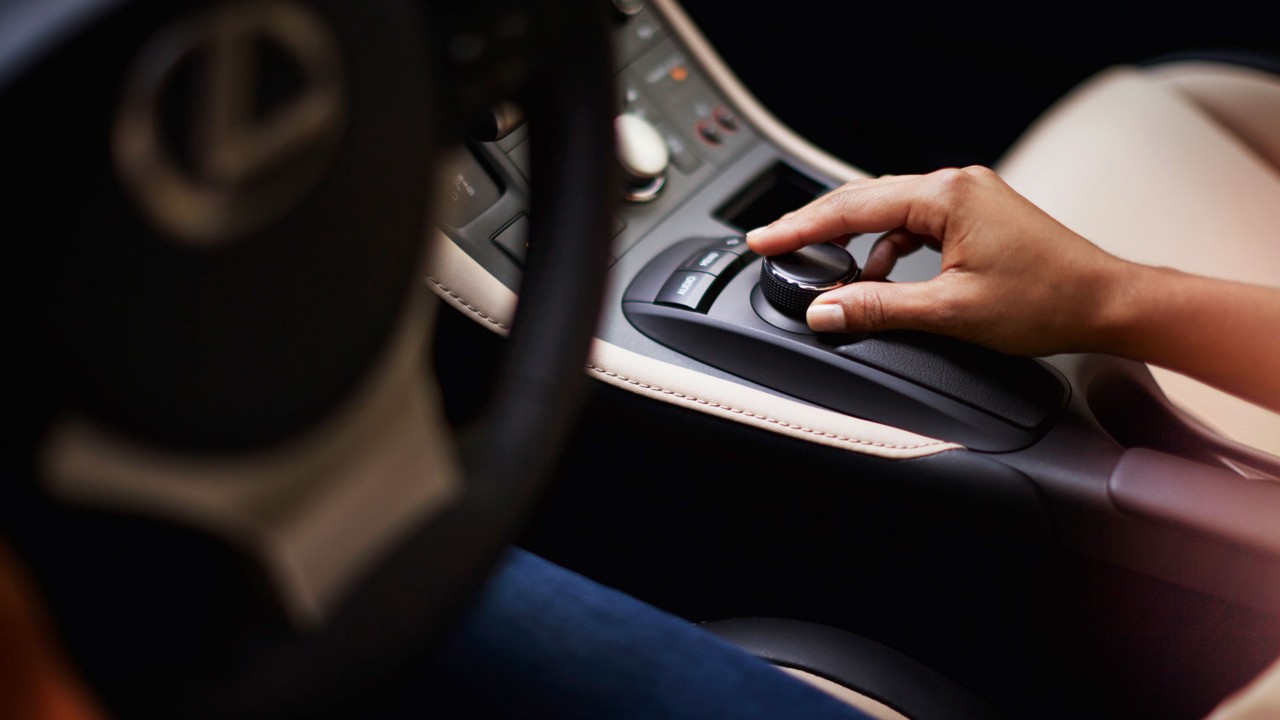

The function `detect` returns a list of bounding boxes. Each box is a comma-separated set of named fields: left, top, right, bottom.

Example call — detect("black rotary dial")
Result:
left=759, top=242, right=861, bottom=316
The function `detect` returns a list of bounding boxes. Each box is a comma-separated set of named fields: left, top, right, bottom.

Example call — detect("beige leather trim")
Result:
left=423, top=229, right=516, bottom=336
left=424, top=232, right=959, bottom=460
left=995, top=66, right=1280, bottom=458
left=650, top=0, right=870, bottom=184
left=778, top=666, right=911, bottom=720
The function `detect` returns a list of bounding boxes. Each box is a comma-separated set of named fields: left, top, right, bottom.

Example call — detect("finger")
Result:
left=745, top=175, right=914, bottom=255
left=862, top=228, right=924, bottom=281
left=750, top=227, right=858, bottom=250
left=746, top=171, right=952, bottom=256
left=805, top=280, right=946, bottom=334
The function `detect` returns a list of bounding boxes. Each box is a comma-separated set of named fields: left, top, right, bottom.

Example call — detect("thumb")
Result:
left=805, top=280, right=942, bottom=334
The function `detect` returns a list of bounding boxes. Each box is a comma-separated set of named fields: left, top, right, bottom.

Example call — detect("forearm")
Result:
left=1099, top=262, right=1280, bottom=412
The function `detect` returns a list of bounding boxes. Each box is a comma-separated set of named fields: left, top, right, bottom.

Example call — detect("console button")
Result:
left=492, top=214, right=529, bottom=263
left=713, top=106, right=739, bottom=132
left=658, top=121, right=703, bottom=173
left=655, top=271, right=717, bottom=311
left=439, top=148, right=502, bottom=228
left=496, top=214, right=624, bottom=266
left=615, top=6, right=665, bottom=66
left=681, top=247, right=740, bottom=276
left=695, top=118, right=723, bottom=146
left=504, top=138, right=529, bottom=181
left=626, top=40, right=751, bottom=167
left=706, top=235, right=751, bottom=256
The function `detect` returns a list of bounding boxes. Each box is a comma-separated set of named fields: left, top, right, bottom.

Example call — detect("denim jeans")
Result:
left=396, top=547, right=873, bottom=719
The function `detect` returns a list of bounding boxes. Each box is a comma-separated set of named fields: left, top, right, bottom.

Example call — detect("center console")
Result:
left=434, top=0, right=1075, bottom=454
left=433, top=1, right=1071, bottom=451
left=426, top=0, right=1280, bottom=621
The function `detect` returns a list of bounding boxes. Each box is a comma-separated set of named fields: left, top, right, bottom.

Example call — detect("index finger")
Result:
left=746, top=172, right=945, bottom=255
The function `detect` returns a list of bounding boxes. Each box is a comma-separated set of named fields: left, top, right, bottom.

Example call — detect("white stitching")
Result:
left=427, top=274, right=948, bottom=452
left=425, top=276, right=510, bottom=330
left=586, top=364, right=951, bottom=451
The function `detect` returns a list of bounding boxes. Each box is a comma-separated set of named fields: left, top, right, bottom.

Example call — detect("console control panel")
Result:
left=653, top=235, right=753, bottom=311
left=435, top=4, right=1071, bottom=454
left=623, top=236, right=1070, bottom=452
left=435, top=5, right=760, bottom=293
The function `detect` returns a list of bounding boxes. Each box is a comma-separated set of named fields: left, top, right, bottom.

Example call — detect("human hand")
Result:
left=746, top=166, right=1134, bottom=357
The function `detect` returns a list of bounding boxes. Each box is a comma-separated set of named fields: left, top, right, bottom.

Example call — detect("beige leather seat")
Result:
left=994, top=55, right=1280, bottom=460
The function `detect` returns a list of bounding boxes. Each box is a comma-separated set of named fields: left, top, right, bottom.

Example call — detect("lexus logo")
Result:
left=113, top=0, right=346, bottom=246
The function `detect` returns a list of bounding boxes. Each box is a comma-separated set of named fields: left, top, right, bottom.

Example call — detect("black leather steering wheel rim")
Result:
left=0, top=0, right=616, bottom=717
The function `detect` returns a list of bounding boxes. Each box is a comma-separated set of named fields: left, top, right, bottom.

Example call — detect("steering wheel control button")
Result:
left=616, top=113, right=670, bottom=202
left=492, top=214, right=529, bottom=264
left=681, top=247, right=739, bottom=276
left=760, top=242, right=861, bottom=316
left=656, top=271, right=718, bottom=312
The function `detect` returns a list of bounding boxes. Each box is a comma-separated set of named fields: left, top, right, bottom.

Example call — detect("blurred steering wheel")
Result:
left=0, top=0, right=614, bottom=716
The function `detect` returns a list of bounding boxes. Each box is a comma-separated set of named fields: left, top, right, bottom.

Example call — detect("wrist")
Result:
left=1087, top=255, right=1165, bottom=358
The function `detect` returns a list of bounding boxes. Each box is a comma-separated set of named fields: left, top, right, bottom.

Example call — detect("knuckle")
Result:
left=923, top=166, right=999, bottom=222
left=928, top=167, right=976, bottom=201
left=960, top=164, right=998, bottom=181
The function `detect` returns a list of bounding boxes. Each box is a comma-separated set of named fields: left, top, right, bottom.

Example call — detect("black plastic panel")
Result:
left=835, top=332, right=1067, bottom=429
left=1110, top=448, right=1280, bottom=556
left=623, top=236, right=1070, bottom=452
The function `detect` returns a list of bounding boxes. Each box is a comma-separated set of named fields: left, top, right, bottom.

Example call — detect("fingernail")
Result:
left=806, top=303, right=845, bottom=332
left=746, top=226, right=769, bottom=237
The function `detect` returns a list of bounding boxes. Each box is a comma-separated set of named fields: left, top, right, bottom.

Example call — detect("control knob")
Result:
left=615, top=113, right=669, bottom=203
left=760, top=242, right=860, bottom=316
left=467, top=101, right=524, bottom=142
left=611, top=0, right=645, bottom=16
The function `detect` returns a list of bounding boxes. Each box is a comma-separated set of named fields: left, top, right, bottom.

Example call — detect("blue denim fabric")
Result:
left=406, top=547, right=873, bottom=719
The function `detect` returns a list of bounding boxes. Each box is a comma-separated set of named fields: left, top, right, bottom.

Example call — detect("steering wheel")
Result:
left=0, top=0, right=614, bottom=717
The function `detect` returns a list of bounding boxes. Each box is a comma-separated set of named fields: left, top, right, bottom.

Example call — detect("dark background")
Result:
left=676, top=1, right=1279, bottom=175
